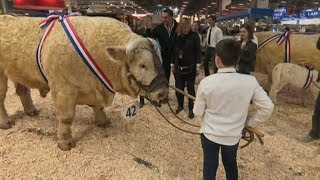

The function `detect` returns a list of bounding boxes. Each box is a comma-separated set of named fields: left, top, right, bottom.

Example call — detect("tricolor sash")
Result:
left=36, top=13, right=115, bottom=93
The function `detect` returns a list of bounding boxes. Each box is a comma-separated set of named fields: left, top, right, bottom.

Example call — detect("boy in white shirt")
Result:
left=193, top=39, right=274, bottom=180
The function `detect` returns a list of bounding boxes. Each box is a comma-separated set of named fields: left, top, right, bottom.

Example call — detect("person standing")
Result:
left=171, top=18, right=201, bottom=119
left=193, top=39, right=274, bottom=180
left=302, top=36, right=320, bottom=142
left=237, top=23, right=257, bottom=75
left=152, top=8, right=178, bottom=82
left=203, top=15, right=223, bottom=76
left=192, top=21, right=203, bottom=47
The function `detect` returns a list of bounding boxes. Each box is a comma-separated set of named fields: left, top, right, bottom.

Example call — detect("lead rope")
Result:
left=152, top=85, right=264, bottom=148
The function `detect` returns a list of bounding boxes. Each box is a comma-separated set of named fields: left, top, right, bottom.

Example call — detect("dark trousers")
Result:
left=203, top=47, right=217, bottom=76
left=201, top=134, right=239, bottom=180
left=162, top=58, right=171, bottom=81
left=309, top=91, right=320, bottom=138
left=174, top=73, right=196, bottom=111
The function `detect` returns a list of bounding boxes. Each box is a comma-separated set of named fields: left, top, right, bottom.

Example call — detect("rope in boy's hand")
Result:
left=241, top=126, right=264, bottom=148
left=169, top=85, right=265, bottom=148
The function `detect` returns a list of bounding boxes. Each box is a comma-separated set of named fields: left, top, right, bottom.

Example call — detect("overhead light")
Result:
left=183, top=1, right=189, bottom=4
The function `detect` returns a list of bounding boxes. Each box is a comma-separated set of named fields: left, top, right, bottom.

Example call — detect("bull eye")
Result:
left=139, top=64, right=146, bottom=69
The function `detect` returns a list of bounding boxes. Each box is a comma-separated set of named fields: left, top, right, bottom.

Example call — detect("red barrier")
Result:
left=14, top=0, right=66, bottom=10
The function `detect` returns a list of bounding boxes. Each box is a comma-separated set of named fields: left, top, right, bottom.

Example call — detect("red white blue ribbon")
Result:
left=257, top=33, right=281, bottom=52
left=36, top=18, right=57, bottom=81
left=303, top=68, right=313, bottom=90
left=36, top=13, right=115, bottom=93
left=276, top=31, right=291, bottom=63
left=257, top=31, right=291, bottom=63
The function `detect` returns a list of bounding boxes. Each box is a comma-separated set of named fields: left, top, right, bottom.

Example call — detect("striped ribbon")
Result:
left=257, top=31, right=291, bottom=63
left=257, top=34, right=281, bottom=52
left=36, top=18, right=57, bottom=81
left=36, top=13, right=115, bottom=93
left=303, top=68, right=313, bottom=90
left=276, top=31, right=291, bottom=63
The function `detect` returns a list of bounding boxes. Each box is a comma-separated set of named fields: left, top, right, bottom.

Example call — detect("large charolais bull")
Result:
left=0, top=15, right=168, bottom=150
left=255, top=31, right=320, bottom=89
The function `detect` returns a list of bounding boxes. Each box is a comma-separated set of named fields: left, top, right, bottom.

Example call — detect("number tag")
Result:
left=121, top=101, right=140, bottom=122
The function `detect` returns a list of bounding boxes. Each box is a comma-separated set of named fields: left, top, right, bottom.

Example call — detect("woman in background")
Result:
left=171, top=18, right=201, bottom=119
left=237, top=23, right=257, bottom=75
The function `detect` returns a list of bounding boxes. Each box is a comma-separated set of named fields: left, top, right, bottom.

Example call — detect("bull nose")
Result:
left=157, top=89, right=169, bottom=100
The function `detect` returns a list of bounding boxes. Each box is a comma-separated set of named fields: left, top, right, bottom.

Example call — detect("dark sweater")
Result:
left=172, top=31, right=201, bottom=73
left=317, top=36, right=320, bottom=50
left=238, top=41, right=257, bottom=74
left=152, top=20, right=178, bottom=65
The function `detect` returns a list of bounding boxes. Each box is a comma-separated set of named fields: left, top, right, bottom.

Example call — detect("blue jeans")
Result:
left=201, top=134, right=239, bottom=180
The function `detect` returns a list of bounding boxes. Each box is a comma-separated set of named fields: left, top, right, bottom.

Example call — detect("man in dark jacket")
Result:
left=152, top=8, right=178, bottom=82
left=302, top=36, right=320, bottom=142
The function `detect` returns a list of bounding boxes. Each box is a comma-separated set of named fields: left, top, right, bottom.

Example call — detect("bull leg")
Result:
left=0, top=69, right=11, bottom=129
left=92, top=106, right=110, bottom=127
left=269, top=79, right=287, bottom=104
left=52, top=90, right=77, bottom=151
left=15, top=83, right=39, bottom=117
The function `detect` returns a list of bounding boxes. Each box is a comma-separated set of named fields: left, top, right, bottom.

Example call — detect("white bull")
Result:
left=255, top=32, right=320, bottom=90
left=269, top=63, right=319, bottom=103
left=0, top=15, right=168, bottom=150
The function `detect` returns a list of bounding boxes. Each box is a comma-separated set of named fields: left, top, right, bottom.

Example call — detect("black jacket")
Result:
left=152, top=20, right=178, bottom=65
left=238, top=41, right=257, bottom=74
left=135, top=28, right=152, bottom=38
left=172, top=31, right=201, bottom=74
left=317, top=36, right=320, bottom=50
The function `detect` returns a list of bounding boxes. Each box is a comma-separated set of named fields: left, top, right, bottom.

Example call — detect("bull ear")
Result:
left=105, top=46, right=127, bottom=63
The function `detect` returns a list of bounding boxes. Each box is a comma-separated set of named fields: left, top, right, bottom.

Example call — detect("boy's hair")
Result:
left=216, top=39, right=241, bottom=66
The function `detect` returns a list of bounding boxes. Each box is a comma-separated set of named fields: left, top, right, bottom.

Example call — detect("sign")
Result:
left=300, top=9, right=320, bottom=19
left=14, top=0, right=65, bottom=10
left=273, top=7, right=287, bottom=21
left=121, top=101, right=140, bottom=122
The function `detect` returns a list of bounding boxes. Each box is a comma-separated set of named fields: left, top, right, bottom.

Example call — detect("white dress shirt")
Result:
left=206, top=25, right=223, bottom=48
left=193, top=67, right=274, bottom=145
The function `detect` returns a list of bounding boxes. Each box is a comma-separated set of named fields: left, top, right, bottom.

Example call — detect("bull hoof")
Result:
left=0, top=121, right=12, bottom=129
left=25, top=109, right=40, bottom=117
left=96, top=120, right=111, bottom=128
left=57, top=138, right=76, bottom=151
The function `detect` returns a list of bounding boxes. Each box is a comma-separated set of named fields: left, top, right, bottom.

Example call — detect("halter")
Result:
left=127, top=39, right=168, bottom=97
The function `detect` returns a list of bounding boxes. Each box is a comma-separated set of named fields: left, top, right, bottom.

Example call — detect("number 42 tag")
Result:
left=121, top=101, right=140, bottom=122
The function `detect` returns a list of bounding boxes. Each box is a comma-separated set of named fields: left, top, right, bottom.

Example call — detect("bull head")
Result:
left=106, top=38, right=168, bottom=101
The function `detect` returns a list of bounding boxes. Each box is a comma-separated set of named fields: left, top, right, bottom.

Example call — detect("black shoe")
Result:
left=175, top=107, right=183, bottom=114
left=188, top=111, right=195, bottom=119
left=160, top=98, right=169, bottom=104
left=139, top=101, right=145, bottom=108
left=300, top=135, right=319, bottom=143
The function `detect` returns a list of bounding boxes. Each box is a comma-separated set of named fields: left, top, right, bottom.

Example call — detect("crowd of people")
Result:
left=134, top=8, right=275, bottom=180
